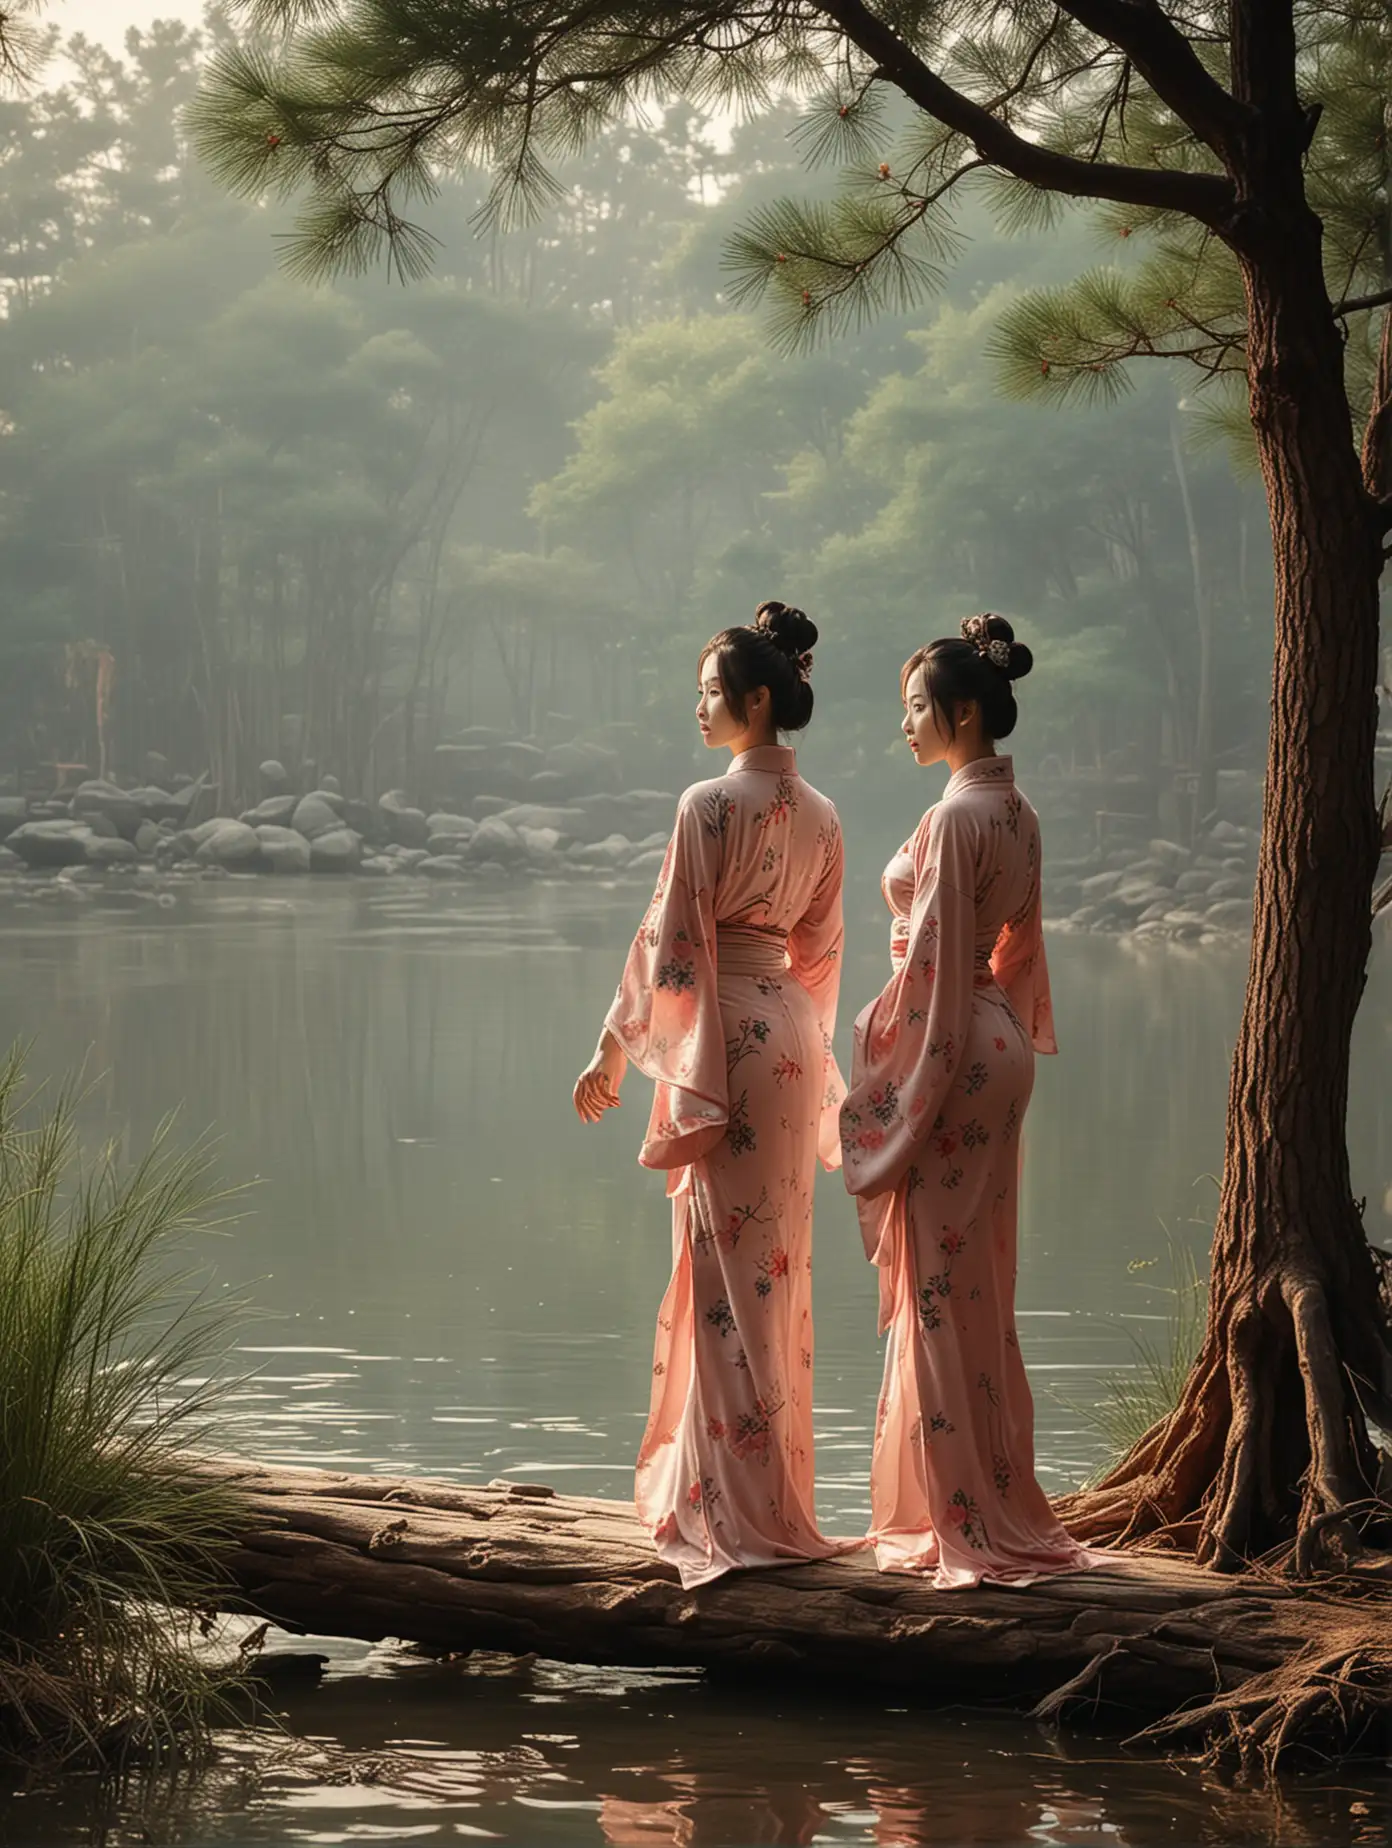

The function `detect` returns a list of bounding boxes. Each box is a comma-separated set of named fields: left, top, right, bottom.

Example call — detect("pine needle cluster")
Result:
left=193, top=3, right=1392, bottom=423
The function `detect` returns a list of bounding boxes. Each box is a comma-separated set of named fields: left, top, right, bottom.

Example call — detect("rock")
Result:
left=1138, top=901, right=1173, bottom=924
left=342, top=797, right=372, bottom=837
left=291, top=793, right=344, bottom=840
left=1164, top=908, right=1209, bottom=932
left=1147, top=838, right=1192, bottom=872
left=392, top=848, right=430, bottom=872
left=471, top=795, right=514, bottom=819
left=1207, top=898, right=1254, bottom=930
left=517, top=825, right=562, bottom=858
left=419, top=855, right=466, bottom=879
left=85, top=837, right=139, bottom=868
left=358, top=855, right=397, bottom=877
left=194, top=820, right=263, bottom=868
left=1079, top=869, right=1125, bottom=899
left=463, top=817, right=524, bottom=865
left=0, top=797, right=29, bottom=840
left=241, top=795, right=300, bottom=828
left=126, top=785, right=186, bottom=825
left=378, top=791, right=430, bottom=850
left=1207, top=876, right=1250, bottom=901
left=526, top=771, right=571, bottom=797
left=1068, top=904, right=1102, bottom=929
left=544, top=739, right=621, bottom=790
left=494, top=803, right=582, bottom=836
left=86, top=811, right=120, bottom=839
left=567, top=833, right=633, bottom=868
left=320, top=774, right=342, bottom=796
left=134, top=821, right=162, bottom=855
left=72, top=779, right=142, bottom=839
left=259, top=759, right=291, bottom=795
left=309, top=828, right=361, bottom=873
left=1114, top=880, right=1173, bottom=915
left=255, top=825, right=312, bottom=874
left=1174, top=870, right=1216, bottom=896
left=496, top=741, right=546, bottom=781
left=1208, top=819, right=1254, bottom=848
left=425, top=811, right=474, bottom=838
left=7, top=821, right=95, bottom=867
left=145, top=751, right=170, bottom=784
left=0, top=845, right=21, bottom=871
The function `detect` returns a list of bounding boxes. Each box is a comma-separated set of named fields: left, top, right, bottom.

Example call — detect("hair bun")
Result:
left=1004, top=641, right=1033, bottom=682
left=961, top=612, right=1031, bottom=682
left=755, top=598, right=819, bottom=659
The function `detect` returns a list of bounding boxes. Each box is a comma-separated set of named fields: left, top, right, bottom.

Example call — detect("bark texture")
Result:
left=201, top=1459, right=1392, bottom=1769
left=1059, top=9, right=1392, bottom=1568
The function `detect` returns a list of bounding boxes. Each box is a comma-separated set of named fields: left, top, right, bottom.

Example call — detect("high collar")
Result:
left=729, top=744, right=797, bottom=776
left=944, top=754, right=1014, bottom=798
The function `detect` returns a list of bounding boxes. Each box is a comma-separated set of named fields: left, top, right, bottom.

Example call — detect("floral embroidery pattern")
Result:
left=705, top=1296, right=736, bottom=1339
left=963, top=1061, right=988, bottom=1096
left=731, top=1394, right=783, bottom=1462
left=755, top=1244, right=790, bottom=1299
left=755, top=775, right=798, bottom=828
left=726, top=1016, right=770, bottom=1072
left=703, top=789, right=735, bottom=839
left=946, top=1488, right=989, bottom=1549
left=726, top=1090, right=756, bottom=1157
left=771, top=1054, right=803, bottom=1087
left=917, top=1230, right=965, bottom=1331
left=656, top=929, right=696, bottom=993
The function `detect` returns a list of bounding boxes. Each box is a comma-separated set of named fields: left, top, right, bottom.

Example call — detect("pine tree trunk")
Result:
left=1062, top=174, right=1391, bottom=1567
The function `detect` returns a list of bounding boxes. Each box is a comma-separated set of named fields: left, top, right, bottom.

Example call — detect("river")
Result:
left=0, top=870, right=1388, bottom=1844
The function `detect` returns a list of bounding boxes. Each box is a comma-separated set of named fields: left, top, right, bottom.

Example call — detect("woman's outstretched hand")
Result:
left=574, top=1030, right=627, bottom=1124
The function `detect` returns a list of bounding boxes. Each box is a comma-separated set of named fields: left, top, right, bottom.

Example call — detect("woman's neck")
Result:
left=944, top=737, right=996, bottom=777
left=729, top=729, right=779, bottom=759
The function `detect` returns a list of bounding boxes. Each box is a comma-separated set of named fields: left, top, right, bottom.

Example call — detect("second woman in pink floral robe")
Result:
left=606, top=745, right=846, bottom=1588
left=841, top=755, right=1097, bottom=1587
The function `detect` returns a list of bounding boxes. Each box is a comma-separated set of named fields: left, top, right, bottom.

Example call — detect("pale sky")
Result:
left=56, top=0, right=209, bottom=52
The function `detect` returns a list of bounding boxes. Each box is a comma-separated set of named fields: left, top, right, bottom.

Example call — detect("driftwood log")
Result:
left=201, top=1458, right=1392, bottom=1770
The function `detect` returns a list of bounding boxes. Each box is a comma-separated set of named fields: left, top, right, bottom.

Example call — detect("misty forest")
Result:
left=0, top=4, right=1391, bottom=1845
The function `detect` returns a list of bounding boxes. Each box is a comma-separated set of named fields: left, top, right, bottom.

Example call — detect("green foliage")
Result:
left=0, top=1045, right=248, bottom=1767
left=1062, top=1240, right=1210, bottom=1486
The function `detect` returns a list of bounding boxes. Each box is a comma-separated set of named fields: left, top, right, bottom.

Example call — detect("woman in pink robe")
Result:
left=841, top=614, right=1099, bottom=1588
left=574, top=602, right=847, bottom=1588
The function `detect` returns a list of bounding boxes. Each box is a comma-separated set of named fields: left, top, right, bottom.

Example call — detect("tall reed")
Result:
left=0, top=1045, right=247, bottom=1767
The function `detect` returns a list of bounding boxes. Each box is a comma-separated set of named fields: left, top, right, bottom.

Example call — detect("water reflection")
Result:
left=12, top=1649, right=1381, bottom=1846
left=0, top=879, right=1389, bottom=1844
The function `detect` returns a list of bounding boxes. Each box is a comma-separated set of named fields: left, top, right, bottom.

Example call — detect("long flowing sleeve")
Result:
left=990, top=823, right=1057, bottom=1056
left=604, top=790, right=728, bottom=1171
left=786, top=813, right=847, bottom=1171
left=840, top=803, right=979, bottom=1230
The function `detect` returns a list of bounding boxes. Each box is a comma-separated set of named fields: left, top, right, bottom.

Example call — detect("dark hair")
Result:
left=900, top=613, right=1033, bottom=742
left=701, top=600, right=819, bottom=733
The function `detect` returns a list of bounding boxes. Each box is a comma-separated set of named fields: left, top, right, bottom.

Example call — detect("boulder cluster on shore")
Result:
left=0, top=744, right=679, bottom=895
left=1045, top=823, right=1257, bottom=946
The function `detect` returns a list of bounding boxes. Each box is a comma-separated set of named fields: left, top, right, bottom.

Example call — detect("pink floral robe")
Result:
left=840, top=755, right=1099, bottom=1587
left=605, top=744, right=847, bottom=1588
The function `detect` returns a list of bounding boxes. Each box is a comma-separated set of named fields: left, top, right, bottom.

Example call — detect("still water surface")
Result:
left=0, top=872, right=1389, bottom=1845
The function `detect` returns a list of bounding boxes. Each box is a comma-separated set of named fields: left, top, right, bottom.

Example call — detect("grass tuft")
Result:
left=0, top=1044, right=251, bottom=1769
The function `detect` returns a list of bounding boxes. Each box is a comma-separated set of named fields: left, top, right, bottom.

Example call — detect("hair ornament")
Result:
left=960, top=613, right=1012, bottom=671
left=796, top=651, right=814, bottom=682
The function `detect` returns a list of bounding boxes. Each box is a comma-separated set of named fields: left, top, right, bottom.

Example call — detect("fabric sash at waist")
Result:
left=716, top=924, right=789, bottom=977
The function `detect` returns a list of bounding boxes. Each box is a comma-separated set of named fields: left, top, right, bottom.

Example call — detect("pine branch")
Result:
left=1359, top=308, right=1392, bottom=506
left=1055, top=0, right=1250, bottom=158
left=815, top=0, right=1236, bottom=222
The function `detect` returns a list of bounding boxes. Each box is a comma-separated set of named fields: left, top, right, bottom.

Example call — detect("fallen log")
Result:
left=199, top=1458, right=1392, bottom=1769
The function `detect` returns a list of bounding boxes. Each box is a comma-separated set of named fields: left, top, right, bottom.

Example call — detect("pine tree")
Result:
left=194, top=0, right=1392, bottom=1573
